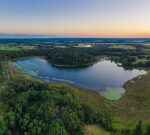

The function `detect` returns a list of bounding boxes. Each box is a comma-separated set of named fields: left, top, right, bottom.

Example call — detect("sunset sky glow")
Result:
left=0, top=0, right=150, bottom=38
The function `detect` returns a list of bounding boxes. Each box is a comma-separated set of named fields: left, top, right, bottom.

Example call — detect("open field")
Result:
left=56, top=45, right=66, bottom=48
left=21, top=46, right=35, bottom=49
left=0, top=45, right=36, bottom=51
left=75, top=43, right=92, bottom=48
left=85, top=125, right=111, bottom=135
left=0, top=46, right=21, bottom=51
left=109, top=45, right=136, bottom=49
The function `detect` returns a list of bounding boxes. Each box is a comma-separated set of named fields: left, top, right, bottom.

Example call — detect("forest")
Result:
left=0, top=77, right=112, bottom=135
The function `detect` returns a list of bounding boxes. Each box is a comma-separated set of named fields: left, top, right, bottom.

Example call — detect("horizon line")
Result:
left=0, top=33, right=150, bottom=39
left=0, top=37, right=150, bottom=39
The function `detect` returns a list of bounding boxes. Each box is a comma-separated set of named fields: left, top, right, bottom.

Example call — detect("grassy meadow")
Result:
left=0, top=46, right=21, bottom=51
left=0, top=45, right=35, bottom=51
left=109, top=45, right=136, bottom=50
left=85, top=125, right=111, bottom=135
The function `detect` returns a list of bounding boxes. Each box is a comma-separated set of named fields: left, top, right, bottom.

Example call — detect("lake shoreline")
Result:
left=123, top=69, right=147, bottom=89
left=11, top=55, right=103, bottom=68
left=10, top=57, right=147, bottom=101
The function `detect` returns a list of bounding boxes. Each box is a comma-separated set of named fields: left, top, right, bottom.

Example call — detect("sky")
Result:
left=0, top=0, right=150, bottom=38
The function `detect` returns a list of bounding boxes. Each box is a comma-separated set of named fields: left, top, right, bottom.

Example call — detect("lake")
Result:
left=11, top=58, right=146, bottom=100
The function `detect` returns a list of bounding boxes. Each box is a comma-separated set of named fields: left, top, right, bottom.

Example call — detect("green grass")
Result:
left=0, top=45, right=36, bottom=51
left=85, top=125, right=111, bottom=135
left=109, top=45, right=136, bottom=50
left=21, top=46, right=35, bottom=50
left=0, top=46, right=21, bottom=51
left=100, top=87, right=125, bottom=100
left=0, top=84, right=6, bottom=89
left=56, top=46, right=66, bottom=48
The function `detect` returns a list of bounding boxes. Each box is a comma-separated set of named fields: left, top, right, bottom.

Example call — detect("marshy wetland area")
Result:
left=1, top=38, right=150, bottom=135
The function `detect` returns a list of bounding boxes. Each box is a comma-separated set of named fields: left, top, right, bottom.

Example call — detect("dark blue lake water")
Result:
left=11, top=58, right=146, bottom=100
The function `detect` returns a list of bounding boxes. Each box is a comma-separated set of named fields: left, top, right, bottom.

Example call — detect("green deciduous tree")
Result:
left=134, top=120, right=143, bottom=135
left=49, top=119, right=67, bottom=135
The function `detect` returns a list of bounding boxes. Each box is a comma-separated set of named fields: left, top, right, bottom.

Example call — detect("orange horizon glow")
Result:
left=0, top=0, right=150, bottom=38
left=1, top=31, right=150, bottom=38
